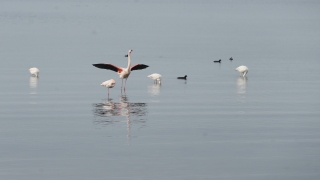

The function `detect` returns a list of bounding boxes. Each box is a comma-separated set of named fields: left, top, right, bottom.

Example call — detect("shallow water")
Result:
left=1, top=0, right=320, bottom=179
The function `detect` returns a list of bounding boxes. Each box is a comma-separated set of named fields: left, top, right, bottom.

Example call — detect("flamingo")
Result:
left=101, top=79, right=116, bottom=96
left=93, top=50, right=149, bottom=90
left=147, top=73, right=162, bottom=84
left=177, top=75, right=187, bottom=80
left=235, top=65, right=249, bottom=77
left=214, top=59, right=221, bottom=63
left=29, top=67, right=39, bottom=77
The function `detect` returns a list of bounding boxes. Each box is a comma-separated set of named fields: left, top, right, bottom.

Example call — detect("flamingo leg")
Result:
left=121, top=79, right=124, bottom=89
left=124, top=78, right=127, bottom=89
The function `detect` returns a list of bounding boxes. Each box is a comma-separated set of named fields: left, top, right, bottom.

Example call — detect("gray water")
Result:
left=1, top=0, right=320, bottom=179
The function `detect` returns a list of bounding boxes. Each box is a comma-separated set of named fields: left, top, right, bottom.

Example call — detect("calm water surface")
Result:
left=1, top=0, right=320, bottom=179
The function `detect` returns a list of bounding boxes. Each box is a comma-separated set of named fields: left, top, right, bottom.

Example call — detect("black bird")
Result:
left=177, top=75, right=187, bottom=80
left=214, top=59, right=221, bottom=63
left=229, top=57, right=233, bottom=60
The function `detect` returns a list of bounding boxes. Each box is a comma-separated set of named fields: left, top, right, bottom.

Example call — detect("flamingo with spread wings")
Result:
left=93, top=50, right=148, bottom=90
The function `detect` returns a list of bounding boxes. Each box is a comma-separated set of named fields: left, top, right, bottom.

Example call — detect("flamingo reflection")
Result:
left=29, top=77, right=38, bottom=94
left=29, top=77, right=38, bottom=88
left=148, top=84, right=161, bottom=96
left=92, top=95, right=148, bottom=144
left=236, top=77, right=247, bottom=94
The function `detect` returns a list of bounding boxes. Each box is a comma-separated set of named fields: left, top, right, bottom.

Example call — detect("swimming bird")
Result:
left=101, top=79, right=116, bottom=96
left=177, top=75, right=187, bottom=80
left=93, top=50, right=149, bottom=90
left=29, top=67, right=39, bottom=77
left=214, top=59, right=221, bottom=63
left=235, top=65, right=249, bottom=77
left=147, top=73, right=162, bottom=84
left=229, top=57, right=233, bottom=60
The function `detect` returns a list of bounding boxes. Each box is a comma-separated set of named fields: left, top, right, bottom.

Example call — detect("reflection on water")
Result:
left=29, top=77, right=38, bottom=88
left=148, top=84, right=161, bottom=96
left=236, top=77, right=247, bottom=94
left=92, top=95, right=148, bottom=143
left=29, top=77, right=38, bottom=94
left=93, top=96, right=148, bottom=122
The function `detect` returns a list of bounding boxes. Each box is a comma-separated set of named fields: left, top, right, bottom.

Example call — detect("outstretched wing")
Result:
left=92, top=63, right=122, bottom=73
left=130, top=64, right=149, bottom=71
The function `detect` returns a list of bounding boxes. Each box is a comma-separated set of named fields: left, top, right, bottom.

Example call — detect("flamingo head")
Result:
left=125, top=50, right=133, bottom=57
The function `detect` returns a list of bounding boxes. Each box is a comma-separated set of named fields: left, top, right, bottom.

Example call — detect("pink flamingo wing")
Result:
left=130, top=64, right=149, bottom=71
left=93, top=63, right=123, bottom=73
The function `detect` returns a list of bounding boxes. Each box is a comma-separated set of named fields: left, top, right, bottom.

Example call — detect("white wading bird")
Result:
left=147, top=73, right=162, bottom=84
left=29, top=67, right=39, bottom=77
left=235, top=65, right=249, bottom=77
left=93, top=50, right=148, bottom=90
left=101, top=79, right=116, bottom=96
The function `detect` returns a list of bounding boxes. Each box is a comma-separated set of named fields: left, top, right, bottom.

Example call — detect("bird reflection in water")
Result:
left=92, top=95, right=148, bottom=144
left=29, top=77, right=39, bottom=104
left=148, top=84, right=161, bottom=96
left=236, top=77, right=247, bottom=94
left=29, top=77, right=38, bottom=94
left=29, top=77, right=38, bottom=89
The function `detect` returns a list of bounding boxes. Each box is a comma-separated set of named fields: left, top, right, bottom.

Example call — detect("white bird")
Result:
left=235, top=65, right=249, bottom=77
left=101, top=79, right=116, bottom=96
left=93, top=50, right=149, bottom=90
left=29, top=67, right=39, bottom=77
left=147, top=73, right=162, bottom=84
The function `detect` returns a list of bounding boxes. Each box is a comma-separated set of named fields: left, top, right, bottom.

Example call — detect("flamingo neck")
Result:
left=127, top=53, right=131, bottom=70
